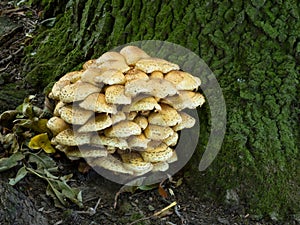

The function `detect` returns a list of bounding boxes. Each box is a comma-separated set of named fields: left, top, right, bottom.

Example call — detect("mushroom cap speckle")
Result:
left=144, top=124, right=174, bottom=140
left=125, top=69, right=149, bottom=82
left=104, top=120, right=141, bottom=138
left=163, top=131, right=179, bottom=146
left=79, top=93, right=117, bottom=114
left=91, top=134, right=129, bottom=150
left=54, top=129, right=91, bottom=146
left=120, top=152, right=153, bottom=175
left=135, top=58, right=180, bottom=73
left=140, top=143, right=173, bottom=162
left=127, top=133, right=151, bottom=149
left=133, top=116, right=148, bottom=130
left=59, top=105, right=94, bottom=125
left=122, top=96, right=161, bottom=112
left=47, top=116, right=70, bottom=136
left=77, top=114, right=112, bottom=133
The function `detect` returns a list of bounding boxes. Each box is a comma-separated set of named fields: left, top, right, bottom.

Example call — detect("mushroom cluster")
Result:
left=47, top=46, right=205, bottom=176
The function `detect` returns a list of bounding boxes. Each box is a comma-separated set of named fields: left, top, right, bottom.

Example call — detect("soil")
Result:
left=0, top=2, right=297, bottom=225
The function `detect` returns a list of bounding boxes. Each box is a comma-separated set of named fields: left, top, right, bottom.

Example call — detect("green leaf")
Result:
left=0, top=152, right=25, bottom=172
left=9, top=166, right=28, bottom=185
left=28, top=152, right=58, bottom=170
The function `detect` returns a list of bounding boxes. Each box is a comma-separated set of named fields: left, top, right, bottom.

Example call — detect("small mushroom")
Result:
left=82, top=59, right=96, bottom=70
left=95, top=51, right=127, bottom=64
left=111, top=111, right=126, bottom=124
left=120, top=152, right=153, bottom=175
left=59, top=81, right=101, bottom=103
left=59, top=105, right=94, bottom=125
left=105, top=85, right=131, bottom=105
left=124, top=79, right=151, bottom=97
left=144, top=124, right=174, bottom=140
left=47, top=116, right=70, bottom=136
left=80, top=67, right=104, bottom=86
left=50, top=79, right=71, bottom=100
left=140, top=143, right=173, bottom=162
left=94, top=69, right=126, bottom=85
left=91, top=134, right=128, bottom=150
left=151, top=161, right=169, bottom=172
left=135, top=58, right=180, bottom=73
left=54, top=129, right=91, bottom=146
left=133, top=116, right=148, bottom=130
left=61, top=146, right=108, bottom=158
left=122, top=97, right=161, bottom=112
left=125, top=111, right=138, bottom=120
left=53, top=101, right=65, bottom=116
left=79, top=93, right=117, bottom=114
left=90, top=155, right=133, bottom=175
left=59, top=70, right=83, bottom=83
left=166, top=151, right=178, bottom=163
left=120, top=46, right=150, bottom=65
left=97, top=60, right=130, bottom=73
left=163, top=131, right=179, bottom=146
left=104, top=121, right=141, bottom=138
left=125, top=69, right=149, bottom=82
left=77, top=114, right=112, bottom=132
left=173, top=112, right=196, bottom=131
left=164, top=71, right=201, bottom=90
left=127, top=134, right=151, bottom=149
left=147, top=78, right=178, bottom=98
left=149, top=71, right=164, bottom=79
left=148, top=104, right=182, bottom=126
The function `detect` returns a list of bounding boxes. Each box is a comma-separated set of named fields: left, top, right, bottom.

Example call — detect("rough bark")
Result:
left=1, top=0, right=299, bottom=220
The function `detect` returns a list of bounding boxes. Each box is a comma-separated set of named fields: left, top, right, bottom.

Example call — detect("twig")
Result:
left=76, top=197, right=101, bottom=216
left=174, top=204, right=188, bottom=224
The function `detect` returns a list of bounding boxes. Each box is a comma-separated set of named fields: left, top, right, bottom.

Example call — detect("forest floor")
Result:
left=0, top=2, right=296, bottom=225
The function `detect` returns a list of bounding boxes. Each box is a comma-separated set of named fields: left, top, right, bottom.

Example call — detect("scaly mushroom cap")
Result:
left=59, top=105, right=93, bottom=125
left=164, top=71, right=201, bottom=90
left=50, top=79, right=71, bottom=100
left=59, top=70, right=83, bottom=83
left=127, top=134, right=151, bottom=149
left=148, top=78, right=178, bottom=98
left=80, top=67, right=104, bottom=86
left=140, top=143, right=173, bottom=162
left=122, top=97, right=161, bottom=112
left=126, top=111, right=138, bottom=120
left=120, top=45, right=150, bottom=65
left=163, top=131, right=179, bottom=146
left=135, top=58, right=180, bottom=73
left=125, top=69, right=149, bottom=82
left=79, top=93, right=117, bottom=114
left=105, top=85, right=131, bottom=105
left=60, top=146, right=108, bottom=158
left=47, top=116, right=70, bottom=136
left=82, top=59, right=96, bottom=70
left=77, top=114, right=112, bottom=133
left=91, top=134, right=129, bottom=150
left=150, top=71, right=164, bottom=79
left=119, top=152, right=153, bottom=175
left=173, top=111, right=196, bottom=131
left=95, top=51, right=127, bottom=64
left=151, top=161, right=169, bottom=172
left=93, top=69, right=126, bottom=85
left=53, top=101, right=65, bottom=116
left=144, top=124, right=174, bottom=140
left=166, top=150, right=178, bottom=163
left=161, top=91, right=205, bottom=110
left=104, top=120, right=141, bottom=138
left=96, top=60, right=130, bottom=73
left=133, top=116, right=148, bottom=130
left=111, top=111, right=126, bottom=125
left=59, top=81, right=101, bottom=103
left=148, top=104, right=182, bottom=126
left=124, top=79, right=151, bottom=97
left=54, top=129, right=91, bottom=146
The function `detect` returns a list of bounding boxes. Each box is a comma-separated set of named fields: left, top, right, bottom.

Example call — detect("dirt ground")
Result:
left=0, top=2, right=296, bottom=225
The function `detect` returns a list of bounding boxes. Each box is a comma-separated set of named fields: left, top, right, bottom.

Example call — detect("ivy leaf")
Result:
left=28, top=133, right=56, bottom=154
left=9, top=166, right=28, bottom=185
left=0, top=152, right=25, bottom=172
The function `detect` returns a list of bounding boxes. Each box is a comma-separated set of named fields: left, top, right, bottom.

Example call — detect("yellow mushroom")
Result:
left=79, top=93, right=117, bottom=114
left=95, top=51, right=127, bottom=64
left=164, top=70, right=201, bottom=90
left=90, top=134, right=128, bottom=150
left=54, top=129, right=91, bottom=146
left=140, top=143, right=173, bottom=162
left=163, top=131, right=179, bottom=146
left=59, top=105, right=94, bottom=125
left=77, top=114, right=112, bottom=133
left=148, top=104, right=182, bottom=127
left=120, top=45, right=150, bottom=65
left=144, top=124, right=174, bottom=140
left=119, top=152, right=153, bottom=175
left=47, top=116, right=70, bottom=136
left=133, top=116, right=148, bottom=130
left=127, top=134, right=151, bottom=149
left=122, top=96, right=161, bottom=112
left=105, top=85, right=131, bottom=105
left=173, top=112, right=196, bottom=131
left=125, top=69, right=149, bottom=82
left=135, top=58, right=180, bottom=73
left=104, top=120, right=141, bottom=138
left=93, top=69, right=126, bottom=85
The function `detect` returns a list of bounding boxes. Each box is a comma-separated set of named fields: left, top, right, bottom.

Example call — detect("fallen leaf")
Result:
left=158, top=183, right=168, bottom=199
left=0, top=152, right=25, bottom=172
left=28, top=133, right=56, bottom=154
left=9, top=166, right=28, bottom=185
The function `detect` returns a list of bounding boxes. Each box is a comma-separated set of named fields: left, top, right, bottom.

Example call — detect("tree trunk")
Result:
left=2, top=0, right=300, bottom=220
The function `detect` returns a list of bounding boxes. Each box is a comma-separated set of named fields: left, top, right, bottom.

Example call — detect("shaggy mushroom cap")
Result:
left=47, top=116, right=70, bottom=136
left=173, top=111, right=196, bottom=131
left=96, top=60, right=130, bottom=73
left=79, top=93, right=117, bottom=114
left=128, top=134, right=151, bottom=149
left=95, top=51, right=127, bottom=64
left=144, top=124, right=174, bottom=140
left=148, top=104, right=182, bottom=126
left=135, top=58, right=180, bottom=73
left=104, top=120, right=141, bottom=138
left=59, top=105, right=93, bottom=125
left=61, top=146, right=108, bottom=159
left=164, top=70, right=201, bottom=90
left=54, top=129, right=91, bottom=146
left=122, top=96, right=161, bottom=112
left=120, top=45, right=150, bottom=65
left=140, top=143, right=173, bottom=163
left=105, top=85, right=131, bottom=105
left=133, top=116, right=148, bottom=130
left=125, top=69, right=149, bottom=82
left=91, top=134, right=129, bottom=150
left=120, top=152, right=153, bottom=175
left=163, top=131, right=179, bottom=146
left=151, top=161, right=169, bottom=172
left=77, top=114, right=112, bottom=133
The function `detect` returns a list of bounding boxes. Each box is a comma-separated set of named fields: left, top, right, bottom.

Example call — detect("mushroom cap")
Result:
left=53, top=101, right=65, bottom=116
left=150, top=71, right=164, bottom=79
left=111, top=111, right=126, bottom=125
left=125, top=111, right=138, bottom=120
left=164, top=71, right=201, bottom=90
left=91, top=134, right=129, bottom=150
left=96, top=60, right=130, bottom=73
left=59, top=81, right=101, bottom=103
left=135, top=58, right=180, bottom=73
left=163, top=131, right=179, bottom=146
left=124, top=79, right=151, bottom=97
left=122, top=96, right=161, bottom=112
left=127, top=134, right=151, bottom=149
left=144, top=124, right=174, bottom=140
left=120, top=46, right=150, bottom=65
left=166, top=151, right=178, bottom=163
left=80, top=67, right=104, bottom=86
left=105, top=85, right=131, bottom=105
left=151, top=161, right=169, bottom=172
left=147, top=78, right=178, bottom=98
left=95, top=51, right=127, bottom=64
left=79, top=93, right=117, bottom=114
left=125, top=69, right=149, bottom=82
left=120, top=152, right=153, bottom=175
left=59, top=105, right=93, bottom=125
left=161, top=91, right=205, bottom=110
left=148, top=104, right=182, bottom=126
left=59, top=70, right=83, bottom=83
left=94, top=69, right=126, bottom=85
left=47, top=116, right=70, bottom=136
left=173, top=111, right=196, bottom=131
left=82, top=59, right=96, bottom=70
left=133, top=116, right=148, bottom=130
left=54, top=129, right=91, bottom=146
left=60, top=146, right=108, bottom=158
left=90, top=154, right=133, bottom=175
left=50, top=79, right=71, bottom=100
left=77, top=114, right=112, bottom=132
left=140, top=143, right=173, bottom=162
left=104, top=120, right=141, bottom=138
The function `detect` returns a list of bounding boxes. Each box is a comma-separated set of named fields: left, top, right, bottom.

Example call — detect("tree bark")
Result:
left=2, top=0, right=300, bottom=220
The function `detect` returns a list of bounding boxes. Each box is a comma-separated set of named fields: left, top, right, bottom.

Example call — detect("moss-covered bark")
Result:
left=19, top=0, right=300, bottom=220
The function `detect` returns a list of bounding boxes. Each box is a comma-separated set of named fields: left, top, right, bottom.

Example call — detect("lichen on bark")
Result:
left=20, top=0, right=299, bottom=220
